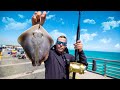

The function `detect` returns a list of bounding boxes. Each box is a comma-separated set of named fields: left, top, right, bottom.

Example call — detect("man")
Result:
left=32, top=11, right=88, bottom=79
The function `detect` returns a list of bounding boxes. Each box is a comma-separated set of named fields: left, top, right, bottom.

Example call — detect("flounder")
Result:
left=17, top=24, right=54, bottom=66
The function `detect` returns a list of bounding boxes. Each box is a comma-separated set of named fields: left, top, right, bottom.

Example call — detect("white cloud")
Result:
left=102, top=17, right=120, bottom=32
left=67, top=32, right=97, bottom=50
left=1, top=17, right=31, bottom=45
left=115, top=43, right=120, bottom=48
left=100, top=38, right=111, bottom=44
left=49, top=30, right=66, bottom=44
left=46, top=15, right=55, bottom=20
left=81, top=29, right=87, bottom=32
left=46, top=14, right=64, bottom=25
left=2, top=17, right=31, bottom=31
left=108, top=17, right=114, bottom=20
left=81, top=32, right=97, bottom=43
left=2, top=17, right=15, bottom=23
left=91, top=33, right=97, bottom=37
left=57, top=18, right=64, bottom=25
left=83, top=19, right=96, bottom=24
left=67, top=35, right=119, bottom=52
left=18, top=14, right=24, bottom=18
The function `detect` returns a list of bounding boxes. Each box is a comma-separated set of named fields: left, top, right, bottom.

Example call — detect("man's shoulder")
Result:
left=49, top=49, right=56, bottom=55
left=50, top=49, right=54, bottom=53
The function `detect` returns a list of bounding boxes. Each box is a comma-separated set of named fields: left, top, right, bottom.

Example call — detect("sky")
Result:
left=0, top=11, right=120, bottom=52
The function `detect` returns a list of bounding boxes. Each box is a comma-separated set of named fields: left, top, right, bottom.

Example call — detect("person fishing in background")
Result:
left=31, top=11, right=88, bottom=79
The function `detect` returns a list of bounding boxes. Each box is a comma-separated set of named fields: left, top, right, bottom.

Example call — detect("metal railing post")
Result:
left=104, top=61, right=107, bottom=76
left=92, top=60, right=96, bottom=71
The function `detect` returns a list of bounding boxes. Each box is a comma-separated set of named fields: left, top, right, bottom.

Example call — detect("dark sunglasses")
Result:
left=56, top=41, right=67, bottom=46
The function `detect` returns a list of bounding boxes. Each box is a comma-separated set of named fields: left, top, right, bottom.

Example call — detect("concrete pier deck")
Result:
left=70, top=71, right=112, bottom=79
left=0, top=50, right=113, bottom=79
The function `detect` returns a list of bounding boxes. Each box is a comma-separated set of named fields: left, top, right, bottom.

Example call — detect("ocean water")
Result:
left=69, top=50, right=120, bottom=79
left=69, top=50, right=120, bottom=60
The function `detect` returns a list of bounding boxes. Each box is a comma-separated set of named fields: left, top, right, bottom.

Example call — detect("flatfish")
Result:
left=17, top=24, right=54, bottom=66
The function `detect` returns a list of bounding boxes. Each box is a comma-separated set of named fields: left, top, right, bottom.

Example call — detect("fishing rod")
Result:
left=72, top=11, right=81, bottom=79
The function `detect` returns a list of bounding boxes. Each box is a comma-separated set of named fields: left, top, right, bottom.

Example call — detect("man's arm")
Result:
left=70, top=40, right=88, bottom=66
left=78, top=50, right=88, bottom=66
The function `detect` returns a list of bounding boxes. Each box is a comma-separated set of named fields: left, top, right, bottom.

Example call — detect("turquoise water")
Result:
left=69, top=50, right=120, bottom=60
left=69, top=50, right=120, bottom=79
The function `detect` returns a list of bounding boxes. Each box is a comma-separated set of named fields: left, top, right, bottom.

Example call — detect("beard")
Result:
left=56, top=47, right=65, bottom=54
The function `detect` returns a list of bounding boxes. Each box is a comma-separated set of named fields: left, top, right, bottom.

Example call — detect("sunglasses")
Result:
left=56, top=41, right=67, bottom=46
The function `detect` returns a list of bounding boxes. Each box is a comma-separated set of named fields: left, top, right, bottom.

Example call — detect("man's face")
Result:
left=56, top=37, right=67, bottom=54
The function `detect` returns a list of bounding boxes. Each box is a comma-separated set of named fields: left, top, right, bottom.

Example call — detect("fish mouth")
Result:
left=31, top=56, right=45, bottom=66
left=31, top=60, right=41, bottom=66
left=31, top=51, right=49, bottom=66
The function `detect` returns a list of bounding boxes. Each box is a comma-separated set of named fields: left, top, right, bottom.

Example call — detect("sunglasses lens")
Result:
left=57, top=41, right=66, bottom=46
left=62, top=43, right=66, bottom=46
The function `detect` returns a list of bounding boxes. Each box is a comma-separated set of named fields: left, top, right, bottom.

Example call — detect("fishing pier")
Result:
left=0, top=50, right=119, bottom=79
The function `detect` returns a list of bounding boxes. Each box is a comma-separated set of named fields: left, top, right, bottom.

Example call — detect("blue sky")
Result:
left=0, top=11, right=120, bottom=52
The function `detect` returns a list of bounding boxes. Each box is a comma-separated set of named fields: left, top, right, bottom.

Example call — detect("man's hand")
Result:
left=32, top=11, right=46, bottom=26
left=74, top=40, right=83, bottom=52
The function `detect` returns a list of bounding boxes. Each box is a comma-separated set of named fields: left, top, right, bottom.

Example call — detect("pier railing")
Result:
left=86, top=57, right=120, bottom=79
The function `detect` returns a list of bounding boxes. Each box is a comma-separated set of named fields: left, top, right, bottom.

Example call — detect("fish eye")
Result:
left=41, top=33, right=43, bottom=37
left=33, top=33, right=34, bottom=36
